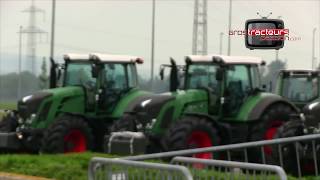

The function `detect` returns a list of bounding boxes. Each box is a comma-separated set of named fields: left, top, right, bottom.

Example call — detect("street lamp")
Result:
left=227, top=0, right=232, bottom=55
left=275, top=16, right=282, bottom=61
left=312, top=28, right=317, bottom=69
left=18, top=26, right=23, bottom=99
left=150, top=0, right=156, bottom=90
left=50, top=0, right=56, bottom=60
left=219, top=32, right=224, bottom=55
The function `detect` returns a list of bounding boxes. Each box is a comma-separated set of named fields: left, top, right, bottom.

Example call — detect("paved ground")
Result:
left=0, top=172, right=52, bottom=180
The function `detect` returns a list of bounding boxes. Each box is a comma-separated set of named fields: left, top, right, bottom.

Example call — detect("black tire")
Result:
left=110, top=114, right=137, bottom=132
left=249, top=103, right=295, bottom=163
left=0, top=114, right=18, bottom=132
left=273, top=120, right=316, bottom=176
left=41, top=115, right=94, bottom=154
left=163, top=116, right=220, bottom=159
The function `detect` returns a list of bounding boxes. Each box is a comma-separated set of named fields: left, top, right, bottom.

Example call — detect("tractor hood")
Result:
left=18, top=86, right=84, bottom=120
left=124, top=89, right=208, bottom=128
left=301, top=101, right=320, bottom=128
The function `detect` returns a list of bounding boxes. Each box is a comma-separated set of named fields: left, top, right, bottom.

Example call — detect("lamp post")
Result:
left=312, top=28, right=317, bottom=69
left=275, top=16, right=282, bottom=61
left=227, top=0, right=232, bottom=55
left=150, top=0, right=156, bottom=90
left=219, top=32, right=224, bottom=55
left=18, top=26, right=23, bottom=99
left=50, top=0, right=56, bottom=60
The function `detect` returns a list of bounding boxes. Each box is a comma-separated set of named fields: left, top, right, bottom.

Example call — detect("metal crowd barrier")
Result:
left=123, top=134, right=320, bottom=178
left=88, top=157, right=193, bottom=180
left=171, top=156, right=287, bottom=180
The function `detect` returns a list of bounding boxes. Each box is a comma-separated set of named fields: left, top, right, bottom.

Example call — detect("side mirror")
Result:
left=91, top=64, right=99, bottom=78
left=169, top=58, right=179, bottom=92
left=49, top=58, right=57, bottom=88
left=216, top=68, right=223, bottom=81
left=159, top=66, right=165, bottom=80
left=245, top=19, right=286, bottom=50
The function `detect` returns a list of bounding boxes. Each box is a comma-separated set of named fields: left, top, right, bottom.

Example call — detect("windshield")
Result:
left=185, top=64, right=219, bottom=90
left=281, top=76, right=318, bottom=102
left=104, top=63, right=137, bottom=90
left=64, top=63, right=96, bottom=86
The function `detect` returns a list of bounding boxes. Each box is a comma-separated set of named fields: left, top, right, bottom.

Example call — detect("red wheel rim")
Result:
left=64, top=129, right=87, bottom=153
left=187, top=131, right=213, bottom=159
left=264, top=121, right=283, bottom=155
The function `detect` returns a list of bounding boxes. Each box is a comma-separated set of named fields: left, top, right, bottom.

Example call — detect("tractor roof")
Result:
left=280, top=69, right=320, bottom=76
left=63, top=53, right=144, bottom=64
left=280, top=69, right=320, bottom=73
left=185, top=54, right=265, bottom=65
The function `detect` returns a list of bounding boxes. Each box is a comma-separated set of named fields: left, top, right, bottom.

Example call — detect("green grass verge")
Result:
left=0, top=102, right=16, bottom=110
left=0, top=152, right=318, bottom=180
left=0, top=152, right=117, bottom=180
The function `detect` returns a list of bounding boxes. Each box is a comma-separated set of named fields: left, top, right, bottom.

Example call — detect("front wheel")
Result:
left=41, top=115, right=93, bottom=153
left=163, top=116, right=220, bottom=159
left=249, top=103, right=295, bottom=163
left=273, top=120, right=317, bottom=176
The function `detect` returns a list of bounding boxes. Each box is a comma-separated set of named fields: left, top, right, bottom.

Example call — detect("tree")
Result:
left=39, top=58, right=49, bottom=89
left=261, top=59, right=287, bottom=92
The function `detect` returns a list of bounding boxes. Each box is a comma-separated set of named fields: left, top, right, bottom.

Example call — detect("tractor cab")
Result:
left=60, top=53, right=143, bottom=113
left=184, top=55, right=266, bottom=117
left=275, top=69, right=320, bottom=109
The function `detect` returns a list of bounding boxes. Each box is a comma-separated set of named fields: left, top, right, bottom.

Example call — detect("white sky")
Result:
left=0, top=0, right=319, bottom=76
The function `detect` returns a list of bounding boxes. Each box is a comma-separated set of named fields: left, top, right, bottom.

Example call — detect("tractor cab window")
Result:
left=64, top=62, right=96, bottom=87
left=185, top=64, right=219, bottom=91
left=104, top=64, right=128, bottom=90
left=250, top=66, right=261, bottom=89
left=224, top=65, right=251, bottom=115
left=282, top=76, right=318, bottom=103
left=127, top=64, right=138, bottom=88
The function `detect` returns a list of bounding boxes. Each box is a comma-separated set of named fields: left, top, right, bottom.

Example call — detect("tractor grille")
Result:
left=18, top=92, right=52, bottom=119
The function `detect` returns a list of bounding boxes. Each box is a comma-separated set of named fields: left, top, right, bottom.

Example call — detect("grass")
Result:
left=0, top=102, right=16, bottom=110
left=0, top=152, right=319, bottom=180
left=0, top=102, right=16, bottom=119
left=0, top=152, right=117, bottom=180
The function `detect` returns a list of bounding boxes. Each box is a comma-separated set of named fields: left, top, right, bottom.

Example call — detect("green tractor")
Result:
left=275, top=69, right=320, bottom=109
left=107, top=55, right=298, bottom=159
left=0, top=53, right=151, bottom=153
left=271, top=69, right=320, bottom=175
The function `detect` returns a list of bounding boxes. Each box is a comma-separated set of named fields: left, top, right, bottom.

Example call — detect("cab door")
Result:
left=223, top=65, right=252, bottom=117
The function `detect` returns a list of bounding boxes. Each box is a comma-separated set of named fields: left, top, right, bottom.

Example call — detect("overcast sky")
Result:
left=0, top=0, right=319, bottom=76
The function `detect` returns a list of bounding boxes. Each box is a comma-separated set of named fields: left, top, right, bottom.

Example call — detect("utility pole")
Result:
left=22, top=0, right=47, bottom=75
left=227, top=0, right=232, bottom=55
left=219, top=32, right=224, bottom=55
left=18, top=26, right=23, bottom=99
left=312, top=28, right=317, bottom=69
left=192, top=0, right=208, bottom=55
left=0, top=0, right=2, bottom=101
left=275, top=16, right=282, bottom=61
left=150, top=0, right=156, bottom=90
left=50, top=0, right=56, bottom=59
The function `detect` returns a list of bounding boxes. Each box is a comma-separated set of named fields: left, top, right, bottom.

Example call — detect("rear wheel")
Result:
left=164, top=116, right=220, bottom=159
left=41, top=115, right=93, bottom=153
left=249, top=103, right=295, bottom=163
left=274, top=120, right=317, bottom=176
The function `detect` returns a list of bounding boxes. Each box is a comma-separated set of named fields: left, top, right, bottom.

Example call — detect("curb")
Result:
left=0, top=172, right=53, bottom=180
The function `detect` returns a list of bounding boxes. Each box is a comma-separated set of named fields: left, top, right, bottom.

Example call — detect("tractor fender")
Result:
left=183, top=113, right=232, bottom=144
left=247, top=95, right=299, bottom=121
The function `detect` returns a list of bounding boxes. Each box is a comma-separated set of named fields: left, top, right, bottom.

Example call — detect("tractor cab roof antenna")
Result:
left=257, top=12, right=272, bottom=19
